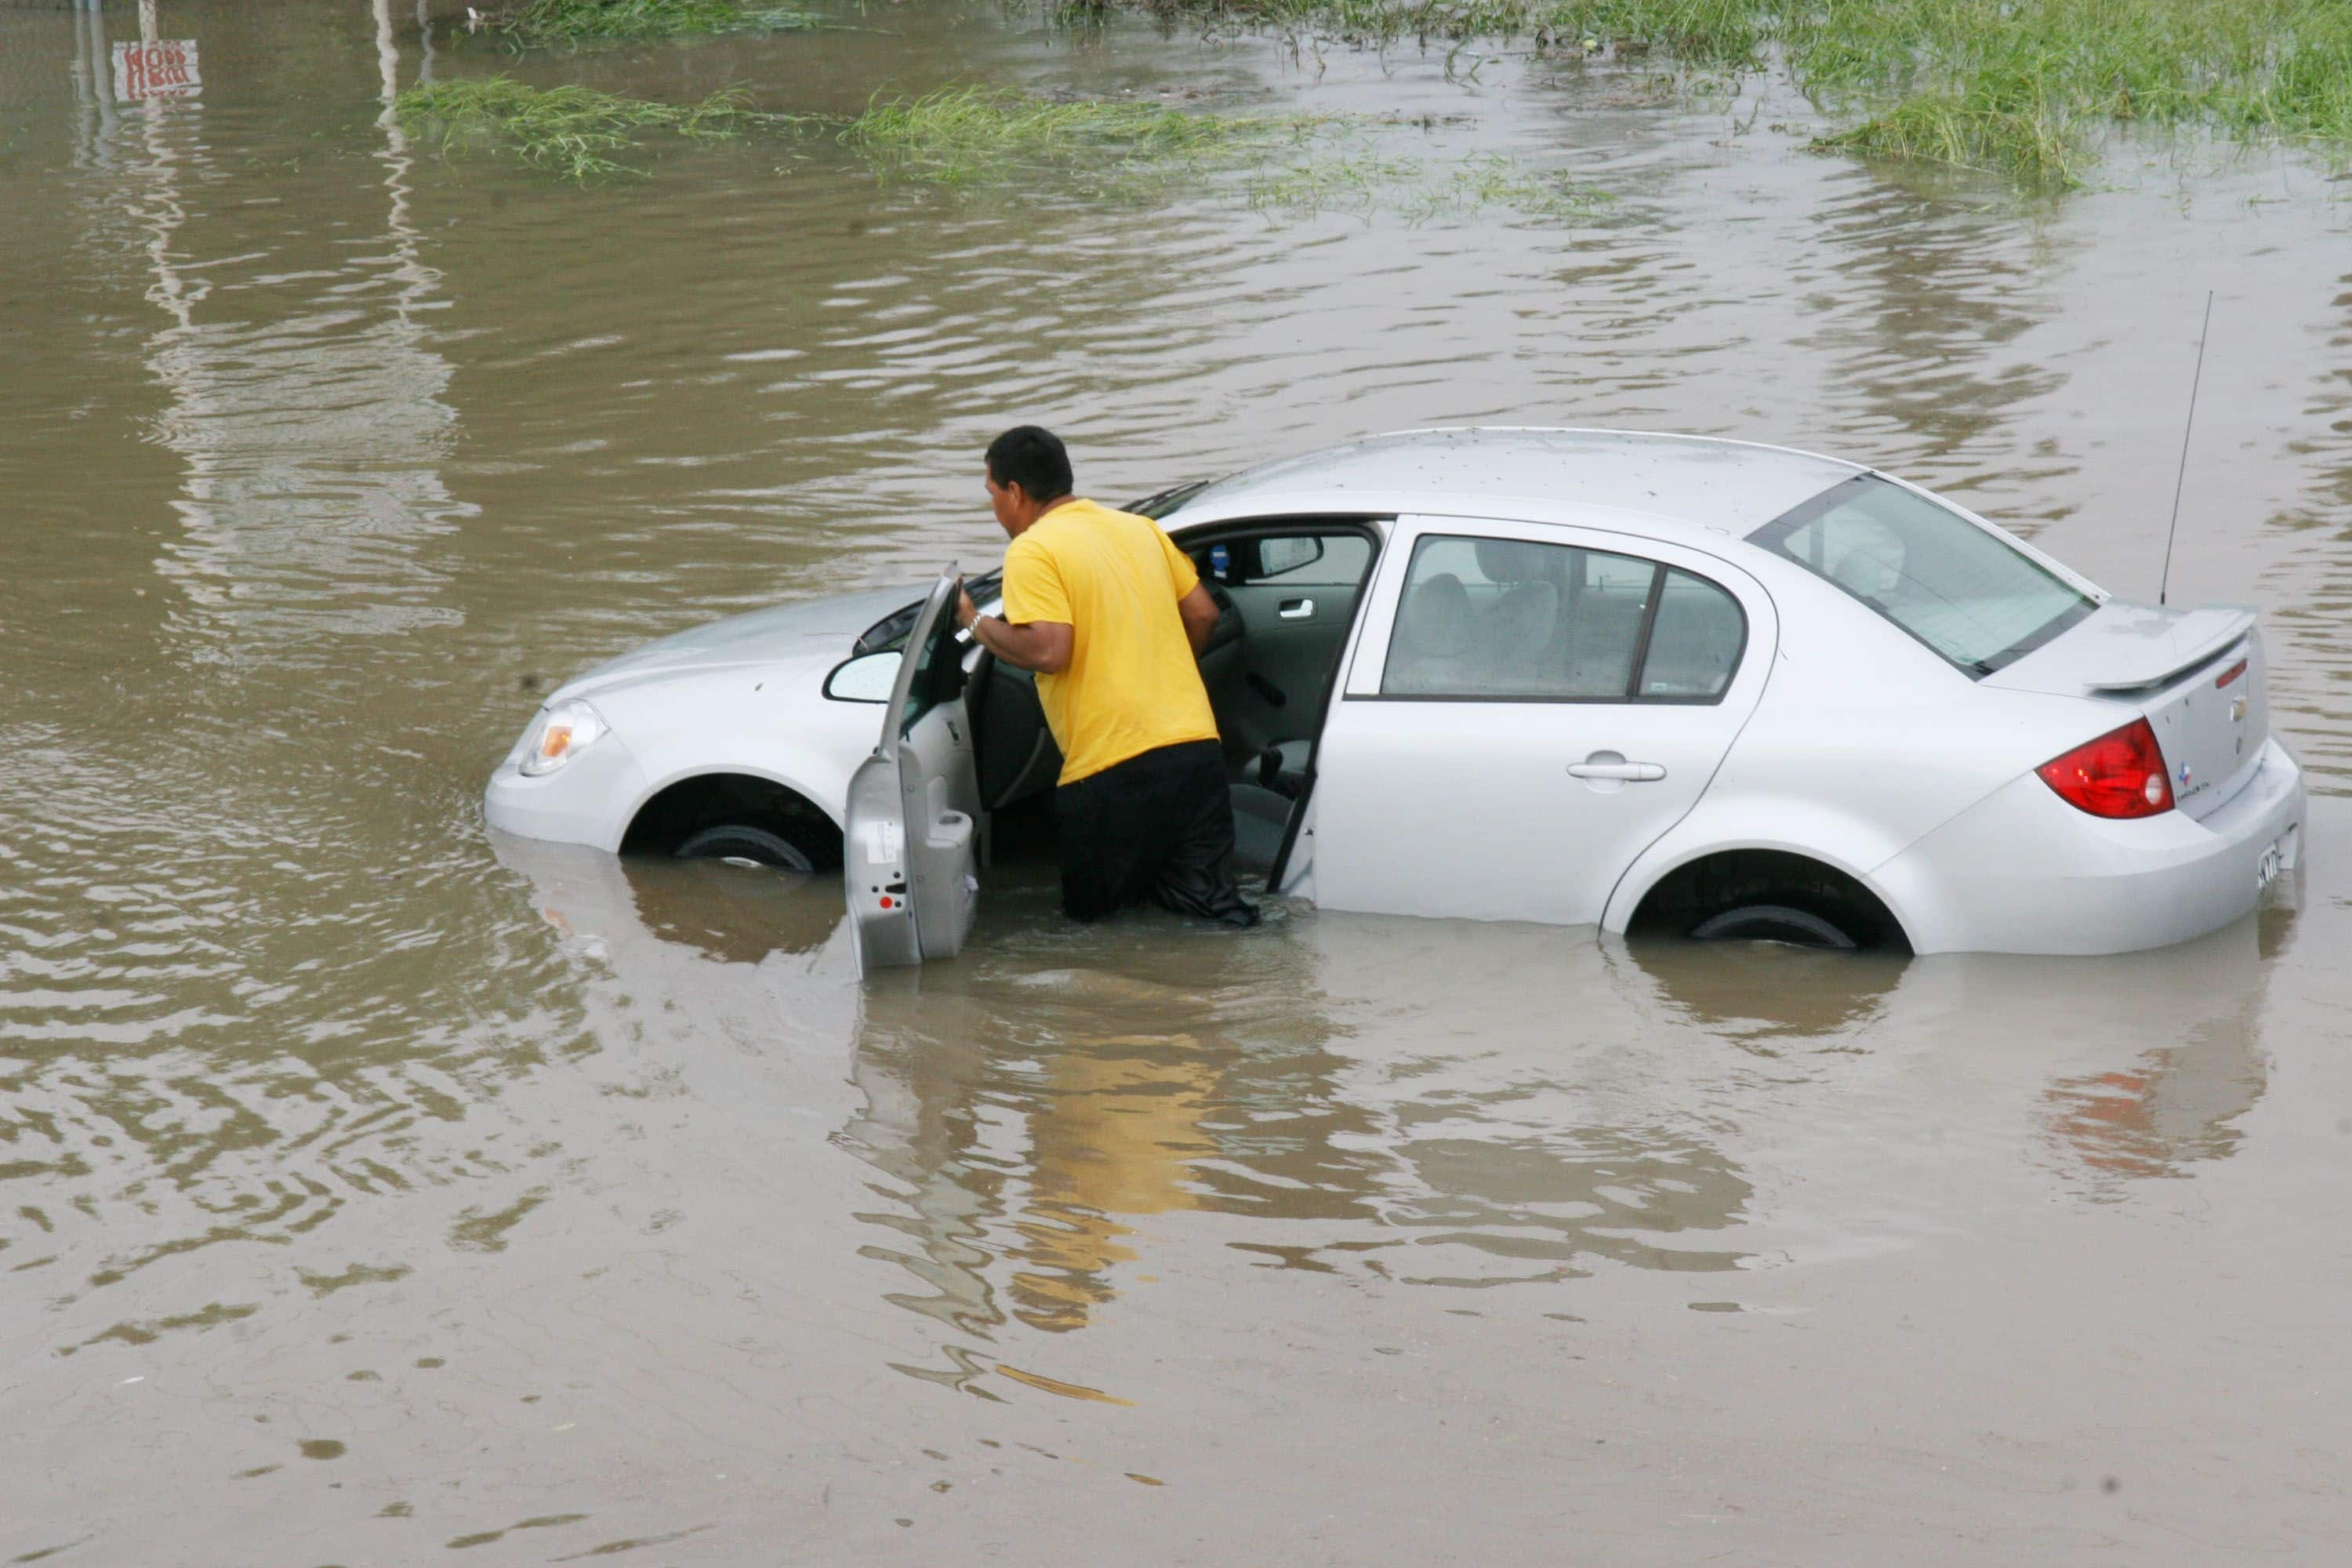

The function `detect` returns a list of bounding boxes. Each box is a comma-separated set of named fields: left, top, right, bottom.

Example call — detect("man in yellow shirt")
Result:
left=956, top=426, right=1258, bottom=927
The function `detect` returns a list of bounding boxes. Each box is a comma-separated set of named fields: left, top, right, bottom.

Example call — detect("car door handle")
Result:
left=1567, top=760, right=1665, bottom=782
left=1278, top=598, right=1315, bottom=620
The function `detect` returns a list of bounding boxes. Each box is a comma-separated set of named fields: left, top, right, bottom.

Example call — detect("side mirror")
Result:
left=823, top=649, right=901, bottom=703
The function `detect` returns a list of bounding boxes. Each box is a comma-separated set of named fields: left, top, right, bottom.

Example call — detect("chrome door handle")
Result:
left=1278, top=598, right=1315, bottom=620
left=1567, top=760, right=1665, bottom=782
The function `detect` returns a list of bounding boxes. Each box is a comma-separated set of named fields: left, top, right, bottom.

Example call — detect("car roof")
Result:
left=1170, top=427, right=1863, bottom=543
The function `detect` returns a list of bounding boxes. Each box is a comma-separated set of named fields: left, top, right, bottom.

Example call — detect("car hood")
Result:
left=551, top=584, right=921, bottom=702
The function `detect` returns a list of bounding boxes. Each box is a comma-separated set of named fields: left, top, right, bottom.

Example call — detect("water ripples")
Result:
left=0, top=5, right=2346, bottom=1537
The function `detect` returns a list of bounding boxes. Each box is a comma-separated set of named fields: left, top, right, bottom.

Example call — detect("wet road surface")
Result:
left=3, top=2, right=2350, bottom=1562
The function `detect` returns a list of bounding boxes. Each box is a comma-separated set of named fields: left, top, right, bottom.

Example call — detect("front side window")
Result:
left=1749, top=474, right=2093, bottom=677
left=1245, top=532, right=1373, bottom=586
left=1381, top=534, right=1744, bottom=702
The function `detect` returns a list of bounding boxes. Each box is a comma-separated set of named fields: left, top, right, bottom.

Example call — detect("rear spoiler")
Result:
left=2082, top=604, right=2256, bottom=693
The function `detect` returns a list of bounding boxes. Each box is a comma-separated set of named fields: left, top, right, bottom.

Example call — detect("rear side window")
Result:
left=1749, top=474, right=2093, bottom=677
left=1381, top=534, right=1745, bottom=702
left=1639, top=570, right=1744, bottom=699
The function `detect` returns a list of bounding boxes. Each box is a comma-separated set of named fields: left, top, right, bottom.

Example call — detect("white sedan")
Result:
left=484, top=428, right=2305, bottom=967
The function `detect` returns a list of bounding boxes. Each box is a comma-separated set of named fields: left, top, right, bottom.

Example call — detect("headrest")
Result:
left=1399, top=572, right=1473, bottom=658
left=1475, top=538, right=1558, bottom=584
left=1490, top=580, right=1560, bottom=659
left=1828, top=542, right=1902, bottom=599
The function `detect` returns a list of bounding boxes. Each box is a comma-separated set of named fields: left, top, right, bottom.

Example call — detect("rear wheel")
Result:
left=1628, top=850, right=1907, bottom=954
left=1688, top=903, right=1857, bottom=950
left=674, top=823, right=817, bottom=872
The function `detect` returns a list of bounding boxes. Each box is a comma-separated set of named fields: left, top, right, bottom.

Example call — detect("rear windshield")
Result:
left=1748, top=474, right=2094, bottom=677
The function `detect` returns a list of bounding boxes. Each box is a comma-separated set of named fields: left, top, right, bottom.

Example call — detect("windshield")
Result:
left=1125, top=479, right=1208, bottom=520
left=854, top=568, right=1000, bottom=656
left=1748, top=475, right=2095, bottom=677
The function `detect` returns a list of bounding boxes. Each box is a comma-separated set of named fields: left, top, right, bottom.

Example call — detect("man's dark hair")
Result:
left=986, top=426, right=1073, bottom=503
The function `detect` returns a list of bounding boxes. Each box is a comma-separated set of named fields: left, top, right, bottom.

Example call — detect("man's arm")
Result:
left=959, top=588, right=1072, bottom=674
left=1176, top=583, right=1218, bottom=656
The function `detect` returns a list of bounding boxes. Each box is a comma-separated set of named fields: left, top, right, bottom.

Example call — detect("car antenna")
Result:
left=2158, top=290, right=2215, bottom=608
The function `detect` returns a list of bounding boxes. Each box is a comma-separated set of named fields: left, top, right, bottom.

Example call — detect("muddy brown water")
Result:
left=4, top=2, right=2351, bottom=1562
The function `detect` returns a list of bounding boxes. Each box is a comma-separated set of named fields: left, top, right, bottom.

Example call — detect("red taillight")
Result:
left=2037, top=718, right=2174, bottom=818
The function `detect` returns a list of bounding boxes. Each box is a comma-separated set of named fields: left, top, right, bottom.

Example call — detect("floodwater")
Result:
left=3, top=1, right=2350, bottom=1561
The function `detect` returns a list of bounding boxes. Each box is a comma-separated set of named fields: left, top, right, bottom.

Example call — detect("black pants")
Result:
left=1054, top=739, right=1260, bottom=927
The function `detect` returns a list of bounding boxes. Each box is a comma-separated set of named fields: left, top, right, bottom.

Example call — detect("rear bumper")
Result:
left=1877, top=737, right=2305, bottom=955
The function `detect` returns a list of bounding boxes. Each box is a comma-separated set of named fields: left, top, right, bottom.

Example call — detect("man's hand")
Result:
left=967, top=602, right=1073, bottom=674
left=956, top=584, right=979, bottom=633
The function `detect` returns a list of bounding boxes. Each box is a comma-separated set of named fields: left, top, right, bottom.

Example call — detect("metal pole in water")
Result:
left=2158, top=291, right=2215, bottom=608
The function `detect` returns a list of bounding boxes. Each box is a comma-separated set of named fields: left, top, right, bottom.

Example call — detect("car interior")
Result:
left=963, top=519, right=1382, bottom=878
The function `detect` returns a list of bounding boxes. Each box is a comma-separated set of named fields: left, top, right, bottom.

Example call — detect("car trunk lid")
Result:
left=1985, top=601, right=2265, bottom=822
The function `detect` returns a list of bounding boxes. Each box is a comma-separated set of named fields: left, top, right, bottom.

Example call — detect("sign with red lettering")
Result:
left=112, top=40, right=201, bottom=103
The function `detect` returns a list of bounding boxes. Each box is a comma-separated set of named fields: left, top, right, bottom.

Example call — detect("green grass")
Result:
left=1082, top=0, right=2352, bottom=187
left=394, top=76, right=802, bottom=180
left=497, top=0, right=827, bottom=43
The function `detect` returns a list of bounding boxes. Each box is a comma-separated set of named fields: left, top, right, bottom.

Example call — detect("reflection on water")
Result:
left=840, top=917, right=1768, bottom=1392
left=137, top=3, right=468, bottom=655
left=1, top=1, right=566, bottom=1361
left=499, top=842, right=2299, bottom=1417
left=1616, top=939, right=1911, bottom=1048
left=626, top=858, right=841, bottom=960
left=2038, top=906, right=2288, bottom=1192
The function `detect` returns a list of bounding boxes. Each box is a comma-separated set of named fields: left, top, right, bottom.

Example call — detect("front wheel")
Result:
left=675, top=823, right=818, bottom=873
left=1688, top=903, right=1857, bottom=950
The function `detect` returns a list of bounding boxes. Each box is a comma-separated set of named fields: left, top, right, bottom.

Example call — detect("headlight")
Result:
left=519, top=699, right=608, bottom=778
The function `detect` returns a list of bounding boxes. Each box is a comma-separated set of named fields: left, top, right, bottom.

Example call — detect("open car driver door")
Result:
left=844, top=570, right=982, bottom=975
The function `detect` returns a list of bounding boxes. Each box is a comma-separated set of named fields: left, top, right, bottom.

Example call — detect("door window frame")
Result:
left=1164, top=514, right=1391, bottom=887
left=1171, top=514, right=1388, bottom=588
left=1342, top=516, right=1766, bottom=707
left=883, top=572, right=965, bottom=755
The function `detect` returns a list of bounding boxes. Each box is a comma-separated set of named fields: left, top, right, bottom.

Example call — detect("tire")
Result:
left=1689, top=903, right=1858, bottom=950
left=674, top=823, right=817, bottom=873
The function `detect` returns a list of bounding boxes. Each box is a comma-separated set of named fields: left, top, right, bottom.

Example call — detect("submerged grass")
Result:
left=1246, top=143, right=1613, bottom=218
left=1813, top=91, right=2082, bottom=188
left=844, top=87, right=1609, bottom=221
left=497, top=0, right=826, bottom=43
left=1089, top=0, right=2352, bottom=187
left=393, top=76, right=1610, bottom=221
left=394, top=76, right=801, bottom=180
left=842, top=86, right=1320, bottom=186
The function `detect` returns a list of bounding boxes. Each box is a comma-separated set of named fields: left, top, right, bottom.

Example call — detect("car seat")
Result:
left=1472, top=539, right=1565, bottom=693
left=1385, top=571, right=1479, bottom=695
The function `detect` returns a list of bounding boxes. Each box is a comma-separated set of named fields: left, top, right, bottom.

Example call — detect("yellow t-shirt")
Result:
left=1000, top=499, right=1220, bottom=785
